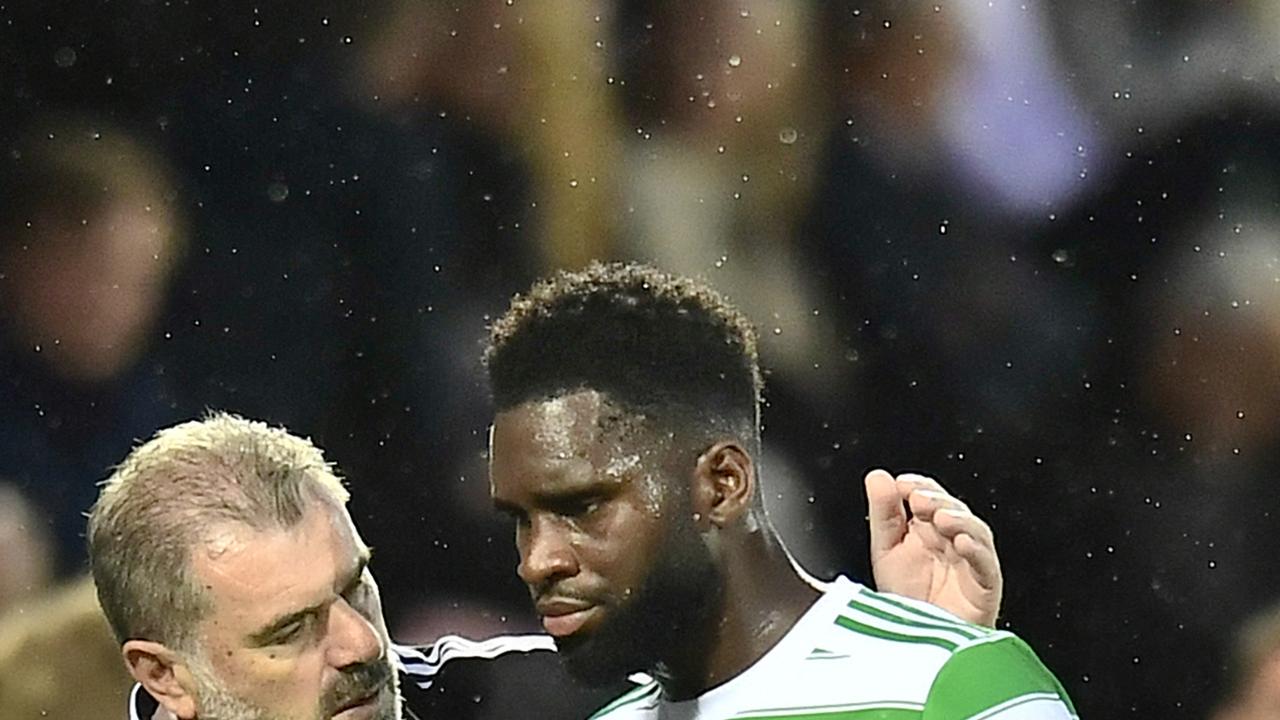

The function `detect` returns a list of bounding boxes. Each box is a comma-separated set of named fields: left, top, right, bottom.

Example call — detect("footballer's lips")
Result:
left=536, top=598, right=602, bottom=638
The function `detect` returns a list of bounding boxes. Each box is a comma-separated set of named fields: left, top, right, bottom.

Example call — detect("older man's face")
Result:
left=184, top=501, right=400, bottom=720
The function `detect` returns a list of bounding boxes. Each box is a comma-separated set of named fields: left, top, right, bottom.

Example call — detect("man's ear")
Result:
left=123, top=639, right=199, bottom=720
left=692, top=441, right=756, bottom=528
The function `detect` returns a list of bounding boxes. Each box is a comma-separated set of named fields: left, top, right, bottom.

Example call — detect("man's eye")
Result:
left=560, top=498, right=602, bottom=518
left=274, top=620, right=306, bottom=644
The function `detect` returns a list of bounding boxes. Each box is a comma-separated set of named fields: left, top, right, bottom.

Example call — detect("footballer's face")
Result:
left=489, top=389, right=721, bottom=685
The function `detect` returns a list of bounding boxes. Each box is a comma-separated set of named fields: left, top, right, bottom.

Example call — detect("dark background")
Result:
left=4, top=2, right=1280, bottom=717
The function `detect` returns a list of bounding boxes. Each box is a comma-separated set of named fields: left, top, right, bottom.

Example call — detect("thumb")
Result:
left=865, top=468, right=907, bottom=560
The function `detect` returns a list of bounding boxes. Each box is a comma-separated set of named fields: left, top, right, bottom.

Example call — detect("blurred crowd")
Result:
left=3, top=1, right=1280, bottom=717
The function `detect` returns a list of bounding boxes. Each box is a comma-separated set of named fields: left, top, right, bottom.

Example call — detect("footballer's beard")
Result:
left=187, top=651, right=402, bottom=720
left=556, top=521, right=724, bottom=688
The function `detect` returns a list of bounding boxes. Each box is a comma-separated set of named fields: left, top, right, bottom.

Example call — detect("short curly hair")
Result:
left=485, top=262, right=763, bottom=455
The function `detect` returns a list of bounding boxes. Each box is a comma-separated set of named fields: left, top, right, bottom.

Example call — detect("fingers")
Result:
left=898, top=472, right=986, bottom=560
left=932, top=504, right=993, bottom=547
left=865, top=469, right=908, bottom=560
left=937, top=511, right=1001, bottom=592
left=950, top=530, right=1002, bottom=593
left=904, top=486, right=970, bottom=523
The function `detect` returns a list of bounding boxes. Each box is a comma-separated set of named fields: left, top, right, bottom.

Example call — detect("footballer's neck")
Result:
left=659, top=522, right=820, bottom=701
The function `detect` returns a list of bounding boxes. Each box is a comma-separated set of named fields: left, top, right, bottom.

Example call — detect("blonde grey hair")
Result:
left=87, top=412, right=350, bottom=649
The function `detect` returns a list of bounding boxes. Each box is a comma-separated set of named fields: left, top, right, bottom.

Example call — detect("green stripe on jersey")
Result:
left=922, top=635, right=1077, bottom=719
left=858, top=590, right=993, bottom=637
left=845, top=599, right=980, bottom=644
left=833, top=614, right=958, bottom=652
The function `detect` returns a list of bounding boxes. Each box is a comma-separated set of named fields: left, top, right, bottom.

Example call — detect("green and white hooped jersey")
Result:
left=589, top=576, right=1077, bottom=720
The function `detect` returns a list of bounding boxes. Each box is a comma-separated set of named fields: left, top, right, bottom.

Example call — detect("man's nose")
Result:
left=517, top=515, right=579, bottom=588
left=326, top=597, right=383, bottom=669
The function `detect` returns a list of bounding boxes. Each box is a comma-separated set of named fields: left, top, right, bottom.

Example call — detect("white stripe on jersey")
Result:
left=393, top=635, right=557, bottom=689
left=128, top=684, right=145, bottom=720
left=969, top=692, right=1078, bottom=720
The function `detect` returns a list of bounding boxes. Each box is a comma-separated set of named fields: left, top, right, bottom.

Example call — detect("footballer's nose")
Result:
left=517, top=515, right=580, bottom=588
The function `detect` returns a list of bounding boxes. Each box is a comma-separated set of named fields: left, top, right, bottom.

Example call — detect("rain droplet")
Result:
left=54, top=46, right=77, bottom=68
left=1052, top=248, right=1071, bottom=264
left=727, top=54, right=742, bottom=68
left=778, top=127, right=798, bottom=145
left=267, top=182, right=289, bottom=203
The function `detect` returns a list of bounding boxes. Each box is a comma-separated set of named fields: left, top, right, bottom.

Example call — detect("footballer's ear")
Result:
left=123, top=639, right=199, bottom=720
left=691, top=440, right=756, bottom=528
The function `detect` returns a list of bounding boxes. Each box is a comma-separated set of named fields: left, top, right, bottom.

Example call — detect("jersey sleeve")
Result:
left=395, top=636, right=632, bottom=719
left=922, top=634, right=1078, bottom=720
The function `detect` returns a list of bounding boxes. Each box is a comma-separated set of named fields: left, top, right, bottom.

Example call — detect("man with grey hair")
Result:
left=95, top=411, right=1004, bottom=719
left=90, top=412, right=411, bottom=720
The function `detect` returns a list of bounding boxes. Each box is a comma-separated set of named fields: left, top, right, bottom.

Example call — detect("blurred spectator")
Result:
left=1049, top=0, right=1280, bottom=143
left=0, top=117, right=188, bottom=576
left=1214, top=601, right=1280, bottom=720
left=0, top=483, right=52, bottom=615
left=0, top=577, right=130, bottom=720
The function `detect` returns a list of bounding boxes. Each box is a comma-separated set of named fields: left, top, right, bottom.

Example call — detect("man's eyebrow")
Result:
left=510, top=482, right=620, bottom=513
left=246, top=548, right=373, bottom=646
